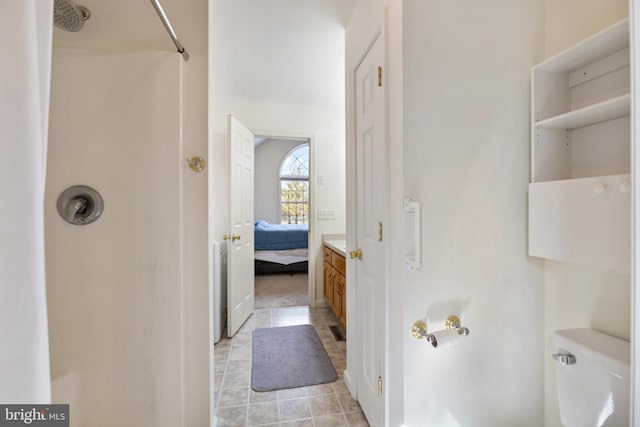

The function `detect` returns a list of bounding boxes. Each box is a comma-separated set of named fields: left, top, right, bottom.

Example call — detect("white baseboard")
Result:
left=314, top=298, right=328, bottom=308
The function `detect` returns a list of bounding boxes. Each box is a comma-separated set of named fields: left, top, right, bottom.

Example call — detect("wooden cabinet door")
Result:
left=333, top=272, right=342, bottom=320
left=323, top=246, right=347, bottom=325
left=323, top=261, right=334, bottom=307
left=336, top=273, right=346, bottom=327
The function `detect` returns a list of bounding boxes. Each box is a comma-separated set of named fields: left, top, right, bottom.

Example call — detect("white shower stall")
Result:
left=45, top=49, right=184, bottom=426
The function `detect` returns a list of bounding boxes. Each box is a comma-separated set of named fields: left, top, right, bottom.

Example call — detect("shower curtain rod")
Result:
left=150, top=0, right=189, bottom=62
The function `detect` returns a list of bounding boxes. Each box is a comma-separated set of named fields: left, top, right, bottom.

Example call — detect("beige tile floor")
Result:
left=214, top=306, right=370, bottom=427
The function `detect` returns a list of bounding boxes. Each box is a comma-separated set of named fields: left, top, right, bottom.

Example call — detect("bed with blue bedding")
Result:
left=254, top=221, right=308, bottom=250
left=254, top=221, right=309, bottom=274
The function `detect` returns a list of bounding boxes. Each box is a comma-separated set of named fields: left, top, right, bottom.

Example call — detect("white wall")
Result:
left=541, top=2, right=629, bottom=426
left=544, top=0, right=630, bottom=57
left=254, top=139, right=306, bottom=224
left=402, top=1, right=545, bottom=426
left=46, top=50, right=182, bottom=427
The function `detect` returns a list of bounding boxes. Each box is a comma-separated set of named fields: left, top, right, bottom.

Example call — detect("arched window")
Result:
left=280, top=144, right=309, bottom=224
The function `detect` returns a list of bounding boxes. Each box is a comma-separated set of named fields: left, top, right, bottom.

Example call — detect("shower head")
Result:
left=53, top=0, right=90, bottom=32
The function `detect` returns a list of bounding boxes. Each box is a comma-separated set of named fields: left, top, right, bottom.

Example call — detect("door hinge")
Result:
left=377, top=66, right=382, bottom=87
left=378, top=222, right=383, bottom=242
left=378, top=376, right=383, bottom=396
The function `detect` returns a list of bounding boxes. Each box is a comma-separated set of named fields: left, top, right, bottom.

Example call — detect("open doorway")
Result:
left=253, top=136, right=312, bottom=309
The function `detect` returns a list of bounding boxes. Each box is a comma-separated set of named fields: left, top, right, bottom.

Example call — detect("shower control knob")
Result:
left=57, top=185, right=104, bottom=226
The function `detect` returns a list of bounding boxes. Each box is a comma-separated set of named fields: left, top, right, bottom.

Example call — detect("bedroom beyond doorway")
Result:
left=255, top=273, right=308, bottom=309
left=253, top=136, right=311, bottom=309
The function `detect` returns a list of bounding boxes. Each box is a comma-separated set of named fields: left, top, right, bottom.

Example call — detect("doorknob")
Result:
left=232, top=234, right=241, bottom=241
left=186, top=156, right=206, bottom=172
left=349, top=249, right=363, bottom=260
left=223, top=234, right=229, bottom=241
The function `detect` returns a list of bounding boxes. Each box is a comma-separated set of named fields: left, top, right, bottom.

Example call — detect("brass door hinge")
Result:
left=377, top=66, right=382, bottom=87
left=378, top=222, right=383, bottom=242
left=378, top=376, right=383, bottom=396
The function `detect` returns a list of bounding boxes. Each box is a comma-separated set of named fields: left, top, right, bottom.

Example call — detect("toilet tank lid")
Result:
left=554, top=328, right=630, bottom=381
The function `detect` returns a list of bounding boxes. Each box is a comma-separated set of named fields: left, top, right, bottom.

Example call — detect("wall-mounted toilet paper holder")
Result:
left=411, top=315, right=470, bottom=348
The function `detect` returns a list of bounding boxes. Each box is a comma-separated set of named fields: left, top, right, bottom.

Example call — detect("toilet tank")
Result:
left=553, top=328, right=630, bottom=427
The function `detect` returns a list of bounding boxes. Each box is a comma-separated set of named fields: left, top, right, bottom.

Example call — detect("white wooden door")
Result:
left=354, top=34, right=385, bottom=427
left=227, top=115, right=255, bottom=337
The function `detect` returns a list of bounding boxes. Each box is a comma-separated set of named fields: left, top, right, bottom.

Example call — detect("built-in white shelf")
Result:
left=536, top=18, right=629, bottom=72
left=535, top=94, right=630, bottom=130
left=529, top=18, right=631, bottom=272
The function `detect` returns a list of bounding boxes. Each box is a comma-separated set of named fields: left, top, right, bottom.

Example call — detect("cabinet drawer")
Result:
left=331, top=252, right=346, bottom=275
left=324, top=246, right=332, bottom=263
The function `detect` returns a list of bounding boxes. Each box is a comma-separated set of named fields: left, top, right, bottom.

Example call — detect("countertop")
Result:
left=323, top=239, right=346, bottom=257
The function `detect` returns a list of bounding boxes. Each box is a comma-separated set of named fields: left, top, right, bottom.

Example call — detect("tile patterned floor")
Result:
left=214, top=306, right=370, bottom=427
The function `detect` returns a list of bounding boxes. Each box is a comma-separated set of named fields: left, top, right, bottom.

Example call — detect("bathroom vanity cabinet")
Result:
left=529, top=18, right=630, bottom=273
left=323, top=244, right=346, bottom=327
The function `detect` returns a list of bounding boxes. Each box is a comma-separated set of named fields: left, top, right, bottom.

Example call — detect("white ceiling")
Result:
left=53, top=0, right=357, bottom=106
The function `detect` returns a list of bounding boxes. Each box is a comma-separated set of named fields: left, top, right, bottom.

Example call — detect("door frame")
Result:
left=352, top=31, right=388, bottom=426
left=631, top=0, right=639, bottom=423
left=252, top=130, right=317, bottom=307
left=345, top=7, right=404, bottom=424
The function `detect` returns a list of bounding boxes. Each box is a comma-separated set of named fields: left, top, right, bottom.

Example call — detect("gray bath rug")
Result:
left=251, top=325, right=338, bottom=392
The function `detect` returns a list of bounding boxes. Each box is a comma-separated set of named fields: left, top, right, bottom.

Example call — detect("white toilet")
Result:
left=553, top=328, right=630, bottom=427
